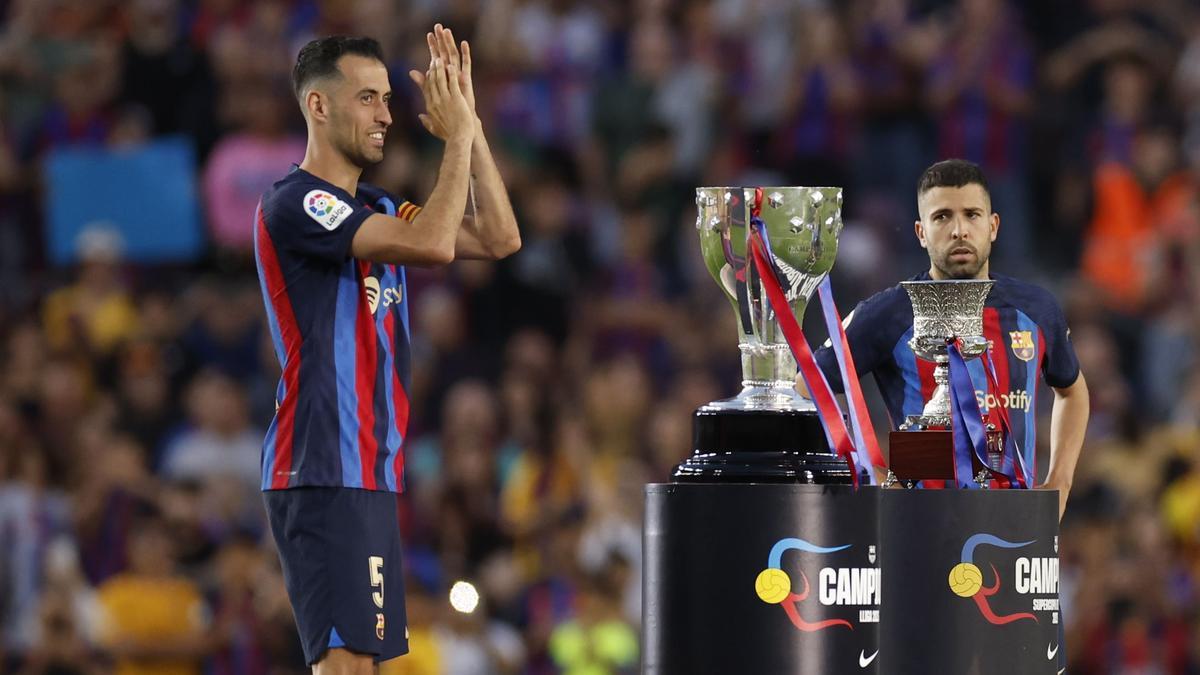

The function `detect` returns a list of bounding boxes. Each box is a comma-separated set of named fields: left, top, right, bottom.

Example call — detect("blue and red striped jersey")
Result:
left=253, top=166, right=422, bottom=492
left=816, top=272, right=1080, bottom=482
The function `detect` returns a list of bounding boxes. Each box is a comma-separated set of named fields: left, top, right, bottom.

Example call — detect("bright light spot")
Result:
left=449, top=580, right=480, bottom=614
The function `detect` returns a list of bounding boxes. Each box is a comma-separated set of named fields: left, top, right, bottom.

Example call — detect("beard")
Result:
left=334, top=133, right=383, bottom=168
left=328, top=111, right=384, bottom=168
left=933, top=243, right=989, bottom=279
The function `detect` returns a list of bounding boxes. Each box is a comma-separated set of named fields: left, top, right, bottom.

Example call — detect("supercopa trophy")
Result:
left=887, top=280, right=1000, bottom=485
left=673, top=187, right=852, bottom=483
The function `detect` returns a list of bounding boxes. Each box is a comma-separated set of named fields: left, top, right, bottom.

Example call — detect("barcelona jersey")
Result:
left=253, top=166, right=421, bottom=492
left=815, top=272, right=1080, bottom=482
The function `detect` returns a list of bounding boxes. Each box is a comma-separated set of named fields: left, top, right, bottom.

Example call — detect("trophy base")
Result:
left=698, top=383, right=816, bottom=412
left=889, top=429, right=1002, bottom=486
left=889, top=430, right=955, bottom=481
left=673, top=407, right=853, bottom=484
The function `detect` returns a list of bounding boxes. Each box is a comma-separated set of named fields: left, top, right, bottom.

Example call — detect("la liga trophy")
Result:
left=673, top=187, right=851, bottom=484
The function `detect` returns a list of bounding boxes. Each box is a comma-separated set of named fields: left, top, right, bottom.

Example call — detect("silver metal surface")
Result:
left=696, top=186, right=843, bottom=412
left=899, top=279, right=994, bottom=428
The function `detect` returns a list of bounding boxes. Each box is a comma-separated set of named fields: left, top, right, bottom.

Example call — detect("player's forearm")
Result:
left=412, top=134, right=474, bottom=264
left=1044, top=373, right=1089, bottom=489
left=465, top=123, right=521, bottom=258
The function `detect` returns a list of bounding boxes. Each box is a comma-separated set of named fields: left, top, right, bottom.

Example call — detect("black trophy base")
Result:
left=673, top=407, right=853, bottom=484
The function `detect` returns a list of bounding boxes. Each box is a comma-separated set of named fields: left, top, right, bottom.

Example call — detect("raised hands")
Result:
left=429, top=24, right=474, bottom=113
left=408, top=24, right=477, bottom=142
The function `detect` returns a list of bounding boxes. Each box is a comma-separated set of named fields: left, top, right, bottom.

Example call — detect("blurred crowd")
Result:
left=0, top=0, right=1199, bottom=672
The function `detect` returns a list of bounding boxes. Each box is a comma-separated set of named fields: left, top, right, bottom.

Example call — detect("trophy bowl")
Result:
left=899, top=279, right=994, bottom=429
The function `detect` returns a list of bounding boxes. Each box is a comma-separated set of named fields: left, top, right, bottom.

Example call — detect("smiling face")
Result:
left=914, top=183, right=998, bottom=280
left=308, top=54, right=392, bottom=167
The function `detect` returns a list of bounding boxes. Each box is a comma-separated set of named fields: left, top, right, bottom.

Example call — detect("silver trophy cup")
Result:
left=899, top=279, right=994, bottom=430
left=679, top=186, right=850, bottom=483
left=694, top=186, right=843, bottom=411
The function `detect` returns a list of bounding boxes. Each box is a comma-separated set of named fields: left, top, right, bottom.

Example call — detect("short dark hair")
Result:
left=292, top=36, right=385, bottom=101
left=917, top=159, right=989, bottom=197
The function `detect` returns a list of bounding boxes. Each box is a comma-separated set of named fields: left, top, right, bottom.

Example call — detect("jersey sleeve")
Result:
left=359, top=183, right=422, bottom=223
left=813, top=293, right=897, bottom=394
left=1040, top=298, right=1080, bottom=389
left=262, top=181, right=377, bottom=263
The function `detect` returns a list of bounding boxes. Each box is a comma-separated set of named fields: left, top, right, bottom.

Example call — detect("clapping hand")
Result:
left=408, top=23, right=477, bottom=141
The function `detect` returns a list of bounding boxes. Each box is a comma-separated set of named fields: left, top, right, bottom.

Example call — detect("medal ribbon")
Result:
left=947, top=339, right=1029, bottom=489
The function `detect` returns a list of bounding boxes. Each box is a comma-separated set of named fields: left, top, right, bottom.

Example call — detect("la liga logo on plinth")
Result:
left=755, top=537, right=880, bottom=632
left=949, top=533, right=1038, bottom=625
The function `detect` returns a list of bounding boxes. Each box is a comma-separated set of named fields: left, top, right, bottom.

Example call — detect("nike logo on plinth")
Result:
left=1047, top=642, right=1059, bottom=660
left=859, top=650, right=878, bottom=668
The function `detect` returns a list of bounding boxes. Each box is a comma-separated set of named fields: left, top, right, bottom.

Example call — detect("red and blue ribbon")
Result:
left=818, top=277, right=886, bottom=481
left=947, top=340, right=1030, bottom=489
left=947, top=339, right=990, bottom=489
left=745, top=188, right=883, bottom=486
left=981, top=351, right=1030, bottom=488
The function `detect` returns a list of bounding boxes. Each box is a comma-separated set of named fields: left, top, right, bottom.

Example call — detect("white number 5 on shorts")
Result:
left=369, top=556, right=384, bottom=609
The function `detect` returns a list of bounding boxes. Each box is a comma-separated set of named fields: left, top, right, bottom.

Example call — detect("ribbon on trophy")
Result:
left=946, top=340, right=1029, bottom=489
left=981, top=350, right=1031, bottom=488
left=817, top=277, right=887, bottom=481
left=746, top=188, right=885, bottom=486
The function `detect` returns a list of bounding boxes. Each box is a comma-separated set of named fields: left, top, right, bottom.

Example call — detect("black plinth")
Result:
left=643, top=485, right=1062, bottom=675
left=673, top=408, right=854, bottom=483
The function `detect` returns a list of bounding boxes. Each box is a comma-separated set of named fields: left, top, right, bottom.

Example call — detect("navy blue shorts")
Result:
left=264, top=487, right=409, bottom=665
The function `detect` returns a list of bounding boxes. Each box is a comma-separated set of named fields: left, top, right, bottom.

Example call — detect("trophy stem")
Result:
left=696, top=339, right=814, bottom=411
left=739, top=340, right=797, bottom=390
left=903, top=360, right=953, bottom=429
left=697, top=339, right=814, bottom=412
left=925, top=362, right=953, bottom=420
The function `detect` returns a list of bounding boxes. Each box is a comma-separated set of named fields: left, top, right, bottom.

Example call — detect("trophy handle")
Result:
left=720, top=225, right=744, bottom=270
left=720, top=218, right=755, bottom=337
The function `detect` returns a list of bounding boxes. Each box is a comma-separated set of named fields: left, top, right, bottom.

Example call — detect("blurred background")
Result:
left=0, top=0, right=1198, bottom=672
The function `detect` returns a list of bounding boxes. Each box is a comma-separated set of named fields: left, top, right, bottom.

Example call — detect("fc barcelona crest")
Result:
left=1009, top=330, right=1035, bottom=362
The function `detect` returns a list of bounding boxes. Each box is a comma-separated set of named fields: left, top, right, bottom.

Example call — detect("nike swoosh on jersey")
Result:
left=860, top=650, right=879, bottom=668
